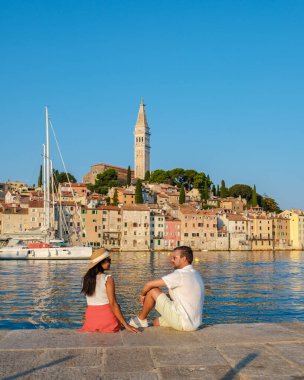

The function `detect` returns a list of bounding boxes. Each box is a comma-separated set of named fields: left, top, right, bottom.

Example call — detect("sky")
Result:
left=1, top=0, right=303, bottom=209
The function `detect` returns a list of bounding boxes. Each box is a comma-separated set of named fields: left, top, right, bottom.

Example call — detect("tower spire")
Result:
left=134, top=98, right=151, bottom=179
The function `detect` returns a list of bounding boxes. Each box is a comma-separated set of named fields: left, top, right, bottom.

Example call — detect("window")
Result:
left=93, top=219, right=97, bottom=223
left=124, top=222, right=127, bottom=227
left=184, top=233, right=188, bottom=237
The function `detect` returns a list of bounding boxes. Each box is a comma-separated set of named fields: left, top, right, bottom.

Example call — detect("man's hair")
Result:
left=174, top=246, right=193, bottom=264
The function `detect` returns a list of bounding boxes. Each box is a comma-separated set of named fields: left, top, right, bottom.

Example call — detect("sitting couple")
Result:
left=80, top=246, right=204, bottom=334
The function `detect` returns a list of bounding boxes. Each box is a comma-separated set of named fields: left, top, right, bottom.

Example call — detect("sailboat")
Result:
left=0, top=108, right=92, bottom=260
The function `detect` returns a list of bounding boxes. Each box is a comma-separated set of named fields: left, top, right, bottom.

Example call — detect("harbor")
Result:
left=1, top=251, right=303, bottom=329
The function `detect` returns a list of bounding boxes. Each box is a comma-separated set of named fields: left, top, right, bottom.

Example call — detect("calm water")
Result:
left=0, top=251, right=303, bottom=329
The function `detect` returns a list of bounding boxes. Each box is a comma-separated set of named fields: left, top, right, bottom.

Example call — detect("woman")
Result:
left=79, top=248, right=138, bottom=333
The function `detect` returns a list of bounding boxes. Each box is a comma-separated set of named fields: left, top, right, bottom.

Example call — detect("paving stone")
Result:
left=217, top=344, right=303, bottom=378
left=268, top=342, right=304, bottom=368
left=122, top=326, right=200, bottom=347
left=22, top=366, right=102, bottom=379
left=278, top=323, right=304, bottom=337
left=0, top=349, right=44, bottom=379
left=158, top=365, right=240, bottom=380
left=101, top=373, right=158, bottom=380
left=104, top=347, right=154, bottom=373
left=37, top=347, right=103, bottom=367
left=151, top=345, right=227, bottom=366
left=0, top=329, right=122, bottom=349
left=196, top=323, right=303, bottom=344
left=245, top=376, right=304, bottom=380
left=0, top=330, right=11, bottom=342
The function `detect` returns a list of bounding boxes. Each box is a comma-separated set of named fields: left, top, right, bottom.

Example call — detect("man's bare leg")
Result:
left=138, top=287, right=162, bottom=320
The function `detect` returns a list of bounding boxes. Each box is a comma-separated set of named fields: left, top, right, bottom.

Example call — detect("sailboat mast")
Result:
left=43, top=144, right=46, bottom=232
left=45, top=107, right=50, bottom=243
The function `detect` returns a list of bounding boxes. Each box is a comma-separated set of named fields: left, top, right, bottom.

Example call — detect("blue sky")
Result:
left=1, top=0, right=303, bottom=209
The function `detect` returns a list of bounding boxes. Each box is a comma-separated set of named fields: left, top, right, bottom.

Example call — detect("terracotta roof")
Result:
left=165, top=217, right=181, bottom=222
left=179, top=206, right=197, bottom=215
left=29, top=200, right=44, bottom=208
left=158, top=194, right=169, bottom=198
left=92, top=163, right=133, bottom=171
left=225, top=214, right=246, bottom=221
left=96, top=205, right=121, bottom=211
left=122, top=204, right=149, bottom=211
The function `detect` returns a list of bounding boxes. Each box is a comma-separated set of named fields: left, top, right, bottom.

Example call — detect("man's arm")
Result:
left=141, top=279, right=166, bottom=296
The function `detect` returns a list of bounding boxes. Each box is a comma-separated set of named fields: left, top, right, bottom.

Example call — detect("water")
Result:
left=0, top=251, right=303, bottom=329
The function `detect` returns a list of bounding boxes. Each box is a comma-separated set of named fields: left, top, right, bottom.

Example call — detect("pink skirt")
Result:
left=79, top=304, right=122, bottom=333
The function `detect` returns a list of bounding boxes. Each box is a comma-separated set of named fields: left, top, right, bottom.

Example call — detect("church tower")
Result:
left=134, top=98, right=150, bottom=179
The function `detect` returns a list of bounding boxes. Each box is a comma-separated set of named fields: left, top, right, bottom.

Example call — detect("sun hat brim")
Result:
left=85, top=250, right=110, bottom=272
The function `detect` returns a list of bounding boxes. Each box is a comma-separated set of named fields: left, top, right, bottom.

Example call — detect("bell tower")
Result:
left=134, top=98, right=150, bottom=179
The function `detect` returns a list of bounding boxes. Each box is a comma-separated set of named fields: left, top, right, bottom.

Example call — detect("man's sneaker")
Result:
left=129, top=316, right=148, bottom=328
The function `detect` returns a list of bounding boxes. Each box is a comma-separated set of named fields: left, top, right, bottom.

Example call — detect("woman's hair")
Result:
left=81, top=261, right=105, bottom=296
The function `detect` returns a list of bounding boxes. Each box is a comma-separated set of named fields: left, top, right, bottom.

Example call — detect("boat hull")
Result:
left=0, top=246, right=92, bottom=260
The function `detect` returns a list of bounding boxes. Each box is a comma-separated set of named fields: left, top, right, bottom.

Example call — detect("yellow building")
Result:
left=81, top=206, right=121, bottom=249
left=272, top=215, right=291, bottom=250
left=121, top=204, right=150, bottom=251
left=280, top=209, right=304, bottom=250
left=248, top=215, right=273, bottom=250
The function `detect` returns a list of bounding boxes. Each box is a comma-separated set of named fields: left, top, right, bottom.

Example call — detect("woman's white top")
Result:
left=86, top=273, right=111, bottom=306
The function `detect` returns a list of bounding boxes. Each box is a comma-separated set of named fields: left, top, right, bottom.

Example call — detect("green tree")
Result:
left=261, top=196, right=281, bottom=213
left=229, top=184, right=252, bottom=201
left=184, top=169, right=198, bottom=189
left=193, top=172, right=207, bottom=189
left=179, top=184, right=186, bottom=204
left=252, top=185, right=258, bottom=207
left=135, top=179, right=143, bottom=204
left=112, top=189, right=118, bottom=206
left=38, top=165, right=42, bottom=187
left=216, top=184, right=220, bottom=196
left=149, top=169, right=170, bottom=184
left=168, top=168, right=186, bottom=186
left=127, top=165, right=131, bottom=186
left=220, top=180, right=229, bottom=198
left=202, top=181, right=209, bottom=201
left=211, top=184, right=216, bottom=196
left=144, top=170, right=151, bottom=182
left=93, top=169, right=120, bottom=194
left=53, top=169, right=77, bottom=184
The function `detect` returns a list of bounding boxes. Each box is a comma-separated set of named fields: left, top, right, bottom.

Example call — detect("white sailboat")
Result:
left=0, top=108, right=92, bottom=260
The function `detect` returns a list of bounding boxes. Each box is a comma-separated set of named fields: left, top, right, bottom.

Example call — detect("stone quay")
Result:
left=0, top=323, right=304, bottom=379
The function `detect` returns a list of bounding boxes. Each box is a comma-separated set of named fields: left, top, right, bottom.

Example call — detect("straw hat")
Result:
left=86, top=248, right=110, bottom=271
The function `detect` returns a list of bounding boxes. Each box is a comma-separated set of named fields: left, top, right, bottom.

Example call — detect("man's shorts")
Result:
left=155, top=293, right=184, bottom=331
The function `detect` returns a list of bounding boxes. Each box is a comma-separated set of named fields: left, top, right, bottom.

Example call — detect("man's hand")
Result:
left=139, top=295, right=145, bottom=305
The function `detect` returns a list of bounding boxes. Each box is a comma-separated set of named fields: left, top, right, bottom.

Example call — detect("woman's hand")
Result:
left=139, top=295, right=145, bottom=305
left=124, top=324, right=140, bottom=333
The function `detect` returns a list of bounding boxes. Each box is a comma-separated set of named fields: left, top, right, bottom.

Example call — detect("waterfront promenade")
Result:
left=0, top=323, right=303, bottom=379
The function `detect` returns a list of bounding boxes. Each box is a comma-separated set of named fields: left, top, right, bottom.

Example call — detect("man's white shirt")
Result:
left=162, top=265, right=204, bottom=330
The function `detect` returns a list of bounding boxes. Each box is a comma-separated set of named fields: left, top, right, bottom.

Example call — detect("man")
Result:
left=129, top=246, right=204, bottom=331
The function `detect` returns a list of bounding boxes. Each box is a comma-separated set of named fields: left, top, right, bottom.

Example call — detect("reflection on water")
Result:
left=0, top=251, right=303, bottom=329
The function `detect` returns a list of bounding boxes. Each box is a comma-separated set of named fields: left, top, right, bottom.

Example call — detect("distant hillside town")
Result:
left=1, top=100, right=303, bottom=251
left=0, top=179, right=303, bottom=252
